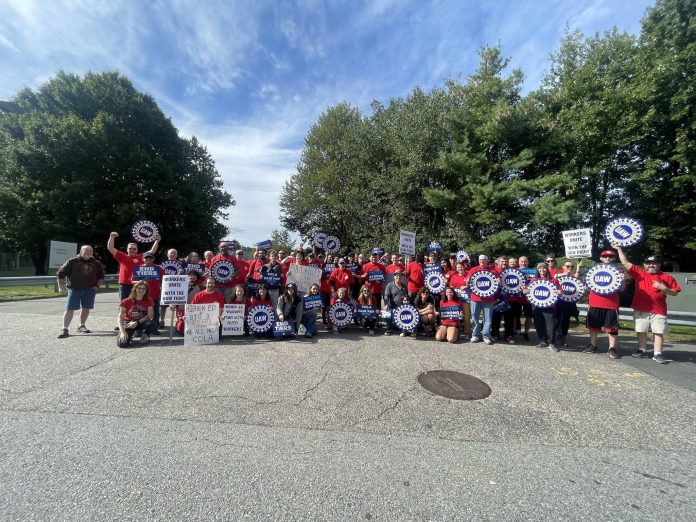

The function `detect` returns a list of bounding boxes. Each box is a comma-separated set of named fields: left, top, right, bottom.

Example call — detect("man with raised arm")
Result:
left=613, top=245, right=681, bottom=364
left=107, top=231, right=161, bottom=300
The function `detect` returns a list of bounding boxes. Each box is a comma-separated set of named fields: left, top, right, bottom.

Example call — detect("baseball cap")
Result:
left=644, top=255, right=661, bottom=263
left=478, top=254, right=489, bottom=261
left=600, top=250, right=616, bottom=257
left=236, top=249, right=243, bottom=254
left=143, top=252, right=154, bottom=259
left=218, top=242, right=228, bottom=249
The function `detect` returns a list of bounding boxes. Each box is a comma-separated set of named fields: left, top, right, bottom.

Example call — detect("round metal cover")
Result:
left=417, top=371, right=491, bottom=400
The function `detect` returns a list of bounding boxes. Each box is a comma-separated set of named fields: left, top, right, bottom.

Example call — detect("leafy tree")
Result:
left=0, top=71, right=233, bottom=274
left=269, top=229, right=297, bottom=253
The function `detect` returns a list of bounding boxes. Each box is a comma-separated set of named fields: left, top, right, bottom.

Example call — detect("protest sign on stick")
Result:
left=562, top=228, right=592, bottom=259
left=184, top=303, right=220, bottom=346
left=399, top=230, right=416, bottom=256
left=286, top=264, right=322, bottom=293
left=160, top=275, right=188, bottom=305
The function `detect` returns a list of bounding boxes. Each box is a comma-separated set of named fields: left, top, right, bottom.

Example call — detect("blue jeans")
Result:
left=301, top=311, right=318, bottom=335
left=470, top=301, right=494, bottom=340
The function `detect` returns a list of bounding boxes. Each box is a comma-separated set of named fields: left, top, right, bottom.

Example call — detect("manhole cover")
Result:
left=417, top=370, right=491, bottom=400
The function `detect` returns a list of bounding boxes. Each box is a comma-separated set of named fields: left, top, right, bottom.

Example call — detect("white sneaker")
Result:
left=332, top=326, right=339, bottom=335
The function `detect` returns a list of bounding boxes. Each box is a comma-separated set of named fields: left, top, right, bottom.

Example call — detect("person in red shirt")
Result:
left=360, top=252, right=387, bottom=309
left=117, top=281, right=156, bottom=347
left=246, top=248, right=271, bottom=293
left=107, top=231, right=160, bottom=300
left=192, top=278, right=226, bottom=309
left=584, top=250, right=625, bottom=359
left=449, top=261, right=472, bottom=340
left=385, top=254, right=406, bottom=275
left=545, top=255, right=558, bottom=277
left=281, top=250, right=309, bottom=287
left=133, top=252, right=165, bottom=332
left=208, top=242, right=248, bottom=303
left=614, top=245, right=682, bottom=364
left=405, top=254, right=425, bottom=301
left=436, top=287, right=461, bottom=344
left=465, top=254, right=497, bottom=345
left=329, top=258, right=355, bottom=294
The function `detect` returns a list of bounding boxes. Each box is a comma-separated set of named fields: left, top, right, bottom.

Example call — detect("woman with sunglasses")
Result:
left=555, top=259, right=582, bottom=346
left=117, top=280, right=156, bottom=347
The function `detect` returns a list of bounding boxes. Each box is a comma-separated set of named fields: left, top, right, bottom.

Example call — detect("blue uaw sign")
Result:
left=131, top=220, right=159, bottom=243
left=556, top=275, right=587, bottom=303
left=132, top=265, right=160, bottom=281
left=372, top=247, right=385, bottom=256
left=439, top=305, right=461, bottom=320
left=455, top=288, right=470, bottom=303
left=256, top=240, right=272, bottom=250
left=604, top=217, right=644, bottom=248
left=246, top=304, right=275, bottom=333
left=468, top=270, right=499, bottom=299
left=493, top=297, right=511, bottom=313
left=262, top=271, right=281, bottom=287
left=367, top=270, right=385, bottom=283
left=456, top=250, right=469, bottom=262
left=210, top=260, right=236, bottom=283
left=428, top=241, right=443, bottom=252
left=185, top=262, right=203, bottom=274
left=160, top=260, right=182, bottom=276
left=499, top=268, right=526, bottom=295
left=393, top=304, right=420, bottom=331
left=303, top=294, right=324, bottom=311
left=324, top=235, right=341, bottom=254
left=273, top=321, right=295, bottom=337
left=355, top=304, right=377, bottom=319
left=329, top=302, right=353, bottom=327
left=314, top=232, right=328, bottom=249
left=425, top=271, right=447, bottom=293
left=526, top=280, right=559, bottom=308
left=585, top=264, right=624, bottom=296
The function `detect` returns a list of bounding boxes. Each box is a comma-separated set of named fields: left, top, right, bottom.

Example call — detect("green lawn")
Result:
left=0, top=267, right=54, bottom=277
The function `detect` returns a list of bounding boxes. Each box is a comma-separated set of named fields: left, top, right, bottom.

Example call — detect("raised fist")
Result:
left=110, top=232, right=119, bottom=238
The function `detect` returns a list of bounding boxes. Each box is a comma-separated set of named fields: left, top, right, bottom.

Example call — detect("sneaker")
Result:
left=653, top=354, right=666, bottom=364
left=536, top=342, right=548, bottom=348
left=113, top=326, right=120, bottom=331
left=461, top=334, right=470, bottom=341
left=608, top=348, right=620, bottom=359
left=399, top=332, right=407, bottom=337
left=583, top=344, right=598, bottom=354
left=522, top=332, right=530, bottom=341
left=631, top=349, right=646, bottom=359
left=484, top=338, right=494, bottom=346
left=506, top=336, right=515, bottom=345
left=369, top=329, right=375, bottom=336
left=470, top=336, right=481, bottom=343
left=153, top=330, right=161, bottom=335
left=304, top=333, right=312, bottom=338
left=332, top=326, right=339, bottom=335
left=549, top=344, right=560, bottom=352
left=383, top=330, right=392, bottom=336
left=158, top=321, right=165, bottom=328
left=57, top=329, right=69, bottom=339
left=559, top=335, right=567, bottom=347
left=77, top=325, right=91, bottom=334
left=140, top=333, right=150, bottom=344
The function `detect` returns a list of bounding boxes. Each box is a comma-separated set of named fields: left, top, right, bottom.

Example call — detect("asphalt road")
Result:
left=1, top=294, right=694, bottom=521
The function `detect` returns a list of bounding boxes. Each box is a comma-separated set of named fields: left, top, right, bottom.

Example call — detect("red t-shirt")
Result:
left=588, top=264, right=623, bottom=310
left=449, top=273, right=467, bottom=290
left=120, top=297, right=154, bottom=321
left=439, top=299, right=461, bottom=326
left=247, top=258, right=270, bottom=282
left=629, top=265, right=681, bottom=315
left=361, top=262, right=386, bottom=294
left=114, top=251, right=145, bottom=284
left=191, top=290, right=226, bottom=308
left=330, top=268, right=355, bottom=291
left=386, top=263, right=406, bottom=274
left=465, top=265, right=497, bottom=303
left=406, top=261, right=424, bottom=293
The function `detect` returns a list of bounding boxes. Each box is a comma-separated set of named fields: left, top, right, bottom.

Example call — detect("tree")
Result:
left=0, top=71, right=234, bottom=274
left=269, top=229, right=296, bottom=253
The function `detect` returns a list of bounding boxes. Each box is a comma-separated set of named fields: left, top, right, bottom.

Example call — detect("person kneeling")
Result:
left=117, top=281, right=156, bottom=347
left=436, top=286, right=461, bottom=344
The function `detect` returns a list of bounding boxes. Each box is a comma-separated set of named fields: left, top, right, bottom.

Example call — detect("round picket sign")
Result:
left=556, top=275, right=587, bottom=303
left=393, top=304, right=420, bottom=331
left=604, top=217, right=644, bottom=247
left=468, top=270, right=500, bottom=299
left=131, top=220, right=159, bottom=243
left=329, top=302, right=353, bottom=327
left=324, top=235, right=341, bottom=254
left=160, top=260, right=182, bottom=275
left=425, top=271, right=447, bottom=293
left=210, top=260, right=236, bottom=283
left=499, top=268, right=526, bottom=295
left=585, top=263, right=624, bottom=296
left=526, top=279, right=559, bottom=308
left=246, top=305, right=275, bottom=333
left=314, top=232, right=327, bottom=249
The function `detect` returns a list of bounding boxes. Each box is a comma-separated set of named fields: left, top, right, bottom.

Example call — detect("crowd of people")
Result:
left=54, top=232, right=682, bottom=363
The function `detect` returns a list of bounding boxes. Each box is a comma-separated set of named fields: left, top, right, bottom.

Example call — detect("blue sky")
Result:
left=0, top=0, right=653, bottom=247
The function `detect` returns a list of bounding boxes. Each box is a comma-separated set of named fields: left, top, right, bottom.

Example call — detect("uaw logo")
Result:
left=456, top=250, right=469, bottom=262
left=604, top=217, right=644, bottom=248
left=329, top=302, right=353, bottom=327
left=425, top=272, right=446, bottom=293
left=314, top=232, right=327, bottom=249
left=468, top=270, right=499, bottom=299
left=246, top=305, right=275, bottom=333
left=324, top=235, right=341, bottom=254
left=499, top=268, right=526, bottom=295
left=526, top=280, right=559, bottom=308
left=160, top=260, right=181, bottom=275
left=556, top=275, right=587, bottom=303
left=585, top=264, right=624, bottom=296
left=131, top=220, right=159, bottom=243
left=393, top=304, right=420, bottom=331
left=210, top=260, right=236, bottom=283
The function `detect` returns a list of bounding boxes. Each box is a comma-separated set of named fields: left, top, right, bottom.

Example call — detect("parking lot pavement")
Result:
left=1, top=294, right=695, bottom=520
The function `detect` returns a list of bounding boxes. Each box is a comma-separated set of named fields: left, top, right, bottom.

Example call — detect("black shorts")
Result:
left=587, top=307, right=619, bottom=334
